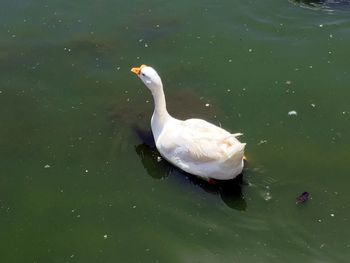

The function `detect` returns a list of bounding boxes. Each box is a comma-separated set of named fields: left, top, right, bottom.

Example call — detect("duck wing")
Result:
left=157, top=118, right=244, bottom=163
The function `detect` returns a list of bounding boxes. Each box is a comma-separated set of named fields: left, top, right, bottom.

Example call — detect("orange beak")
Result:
left=131, top=64, right=146, bottom=75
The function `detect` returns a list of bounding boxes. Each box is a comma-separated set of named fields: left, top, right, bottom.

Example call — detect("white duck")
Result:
left=131, top=65, right=246, bottom=181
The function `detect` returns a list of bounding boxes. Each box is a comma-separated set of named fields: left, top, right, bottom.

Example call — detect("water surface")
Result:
left=1, top=0, right=350, bottom=262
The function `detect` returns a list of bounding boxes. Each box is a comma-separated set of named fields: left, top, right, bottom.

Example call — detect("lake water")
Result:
left=1, top=0, right=350, bottom=262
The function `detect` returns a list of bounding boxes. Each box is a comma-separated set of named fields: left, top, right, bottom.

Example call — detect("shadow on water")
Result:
left=133, top=127, right=247, bottom=211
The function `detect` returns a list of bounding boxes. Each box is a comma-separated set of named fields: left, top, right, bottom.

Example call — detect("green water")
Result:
left=1, top=0, right=350, bottom=262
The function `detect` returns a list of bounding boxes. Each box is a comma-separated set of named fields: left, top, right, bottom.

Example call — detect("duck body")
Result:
left=131, top=65, right=246, bottom=181
left=153, top=116, right=245, bottom=180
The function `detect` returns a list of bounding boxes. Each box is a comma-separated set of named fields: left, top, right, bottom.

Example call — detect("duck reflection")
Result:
left=134, top=128, right=247, bottom=211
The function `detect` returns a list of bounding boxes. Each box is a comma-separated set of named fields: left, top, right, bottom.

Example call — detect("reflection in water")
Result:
left=134, top=128, right=247, bottom=211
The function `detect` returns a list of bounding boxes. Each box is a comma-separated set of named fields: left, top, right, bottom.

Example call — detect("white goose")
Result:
left=131, top=65, right=246, bottom=181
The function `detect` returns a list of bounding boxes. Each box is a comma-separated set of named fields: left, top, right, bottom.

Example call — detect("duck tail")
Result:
left=227, top=142, right=246, bottom=162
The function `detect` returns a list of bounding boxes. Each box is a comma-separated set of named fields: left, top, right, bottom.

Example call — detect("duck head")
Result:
left=131, top=64, right=163, bottom=91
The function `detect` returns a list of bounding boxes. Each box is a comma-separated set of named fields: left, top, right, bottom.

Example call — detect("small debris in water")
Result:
left=285, top=80, right=292, bottom=85
left=288, top=110, right=298, bottom=116
left=311, top=103, right=316, bottom=108
left=330, top=213, right=335, bottom=217
left=258, top=140, right=267, bottom=145
left=263, top=191, right=272, bottom=201
left=44, top=164, right=51, bottom=169
left=205, top=103, right=210, bottom=107
left=157, top=156, right=162, bottom=162
left=296, top=191, right=310, bottom=204
left=285, top=89, right=295, bottom=94
left=103, top=234, right=108, bottom=239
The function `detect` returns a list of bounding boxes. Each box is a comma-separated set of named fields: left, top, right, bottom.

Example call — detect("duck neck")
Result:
left=150, top=84, right=170, bottom=140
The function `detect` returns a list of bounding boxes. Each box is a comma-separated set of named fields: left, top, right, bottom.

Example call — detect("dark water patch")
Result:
left=67, top=35, right=117, bottom=56
left=291, top=0, right=350, bottom=10
left=0, top=44, right=44, bottom=75
left=132, top=16, right=184, bottom=43
left=110, top=88, right=220, bottom=130
left=128, top=2, right=186, bottom=43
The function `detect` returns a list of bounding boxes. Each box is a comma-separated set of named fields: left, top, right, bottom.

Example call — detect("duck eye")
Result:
left=141, top=73, right=145, bottom=77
